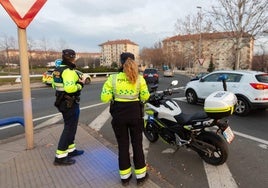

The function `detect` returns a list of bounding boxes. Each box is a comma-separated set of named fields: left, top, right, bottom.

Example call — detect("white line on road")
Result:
left=203, top=162, right=238, bottom=188
left=0, top=102, right=106, bottom=130
left=0, top=98, right=35, bottom=104
left=88, top=105, right=110, bottom=131
left=173, top=97, right=187, bottom=102
left=234, top=131, right=268, bottom=145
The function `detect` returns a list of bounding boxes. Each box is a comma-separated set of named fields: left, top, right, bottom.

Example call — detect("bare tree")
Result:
left=140, top=42, right=165, bottom=68
left=210, top=0, right=268, bottom=69
left=175, top=14, right=214, bottom=35
left=27, top=37, right=37, bottom=74
left=39, top=37, right=50, bottom=58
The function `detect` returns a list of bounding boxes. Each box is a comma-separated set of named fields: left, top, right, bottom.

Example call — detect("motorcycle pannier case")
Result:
left=204, top=91, right=237, bottom=119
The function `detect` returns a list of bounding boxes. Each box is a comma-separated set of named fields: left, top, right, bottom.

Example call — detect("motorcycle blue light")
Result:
left=148, top=116, right=154, bottom=121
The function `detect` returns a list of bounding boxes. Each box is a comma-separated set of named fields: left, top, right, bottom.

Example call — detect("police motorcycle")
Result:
left=143, top=75, right=236, bottom=165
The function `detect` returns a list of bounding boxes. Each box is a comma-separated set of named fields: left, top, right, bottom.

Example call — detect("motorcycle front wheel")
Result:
left=195, top=132, right=228, bottom=165
left=144, top=121, right=159, bottom=143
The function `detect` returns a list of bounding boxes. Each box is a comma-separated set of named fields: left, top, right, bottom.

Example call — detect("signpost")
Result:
left=0, top=0, right=47, bottom=149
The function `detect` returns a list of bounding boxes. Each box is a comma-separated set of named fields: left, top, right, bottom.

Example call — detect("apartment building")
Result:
left=99, top=39, right=139, bottom=67
left=162, top=32, right=254, bottom=73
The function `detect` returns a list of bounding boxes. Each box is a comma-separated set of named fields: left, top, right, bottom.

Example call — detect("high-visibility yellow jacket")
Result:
left=101, top=72, right=150, bottom=103
left=52, top=65, right=83, bottom=94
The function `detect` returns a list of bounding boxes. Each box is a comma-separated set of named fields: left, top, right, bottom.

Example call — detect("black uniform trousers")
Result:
left=110, top=101, right=146, bottom=171
left=57, top=101, right=80, bottom=152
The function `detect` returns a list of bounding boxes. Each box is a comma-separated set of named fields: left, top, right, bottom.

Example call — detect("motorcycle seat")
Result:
left=175, top=111, right=209, bottom=125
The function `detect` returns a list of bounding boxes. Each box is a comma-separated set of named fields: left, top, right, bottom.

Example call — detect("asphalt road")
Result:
left=0, top=74, right=267, bottom=188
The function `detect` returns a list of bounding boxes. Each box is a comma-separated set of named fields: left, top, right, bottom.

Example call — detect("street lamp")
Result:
left=197, top=6, right=202, bottom=61
left=196, top=6, right=202, bottom=73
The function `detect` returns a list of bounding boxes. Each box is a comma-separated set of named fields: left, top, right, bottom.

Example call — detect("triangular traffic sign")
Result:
left=0, top=0, right=47, bottom=29
left=198, top=58, right=205, bottom=65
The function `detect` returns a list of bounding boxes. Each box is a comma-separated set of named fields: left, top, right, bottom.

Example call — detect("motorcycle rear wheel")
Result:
left=196, top=132, right=228, bottom=165
left=144, top=122, right=159, bottom=143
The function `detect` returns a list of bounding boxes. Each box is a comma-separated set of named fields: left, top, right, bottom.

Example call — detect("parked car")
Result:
left=190, top=72, right=208, bottom=81
left=42, top=69, right=54, bottom=85
left=163, top=69, right=174, bottom=77
left=76, top=70, right=91, bottom=85
left=143, top=68, right=159, bottom=84
left=42, top=69, right=91, bottom=85
left=185, top=70, right=268, bottom=116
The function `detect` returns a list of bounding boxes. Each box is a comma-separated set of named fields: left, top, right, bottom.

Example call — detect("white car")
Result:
left=76, top=70, right=91, bottom=85
left=42, top=69, right=91, bottom=85
left=185, top=70, right=268, bottom=116
left=163, top=69, right=174, bottom=77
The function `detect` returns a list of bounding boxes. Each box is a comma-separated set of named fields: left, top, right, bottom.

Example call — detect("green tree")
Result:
left=207, top=54, right=215, bottom=72
left=111, top=62, right=118, bottom=69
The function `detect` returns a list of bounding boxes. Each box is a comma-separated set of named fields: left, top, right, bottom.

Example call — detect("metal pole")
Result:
left=17, top=27, right=34, bottom=149
left=197, top=6, right=202, bottom=72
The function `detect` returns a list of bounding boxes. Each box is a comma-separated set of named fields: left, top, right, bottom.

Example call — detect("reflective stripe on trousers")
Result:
left=119, top=166, right=147, bottom=179
left=55, top=143, right=76, bottom=158
left=119, top=167, right=132, bottom=180
left=135, top=166, right=147, bottom=179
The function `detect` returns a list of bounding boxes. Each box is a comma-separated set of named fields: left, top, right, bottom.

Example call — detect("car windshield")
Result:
left=256, top=74, right=268, bottom=83
left=47, top=70, right=53, bottom=75
left=144, top=69, right=157, bottom=74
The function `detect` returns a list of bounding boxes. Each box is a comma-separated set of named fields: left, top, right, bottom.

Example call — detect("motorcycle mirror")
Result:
left=218, top=74, right=228, bottom=81
left=171, top=80, right=178, bottom=86
left=217, top=74, right=228, bottom=91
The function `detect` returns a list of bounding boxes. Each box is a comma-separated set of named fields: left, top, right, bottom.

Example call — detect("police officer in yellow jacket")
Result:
left=101, top=52, right=150, bottom=186
left=52, top=49, right=84, bottom=166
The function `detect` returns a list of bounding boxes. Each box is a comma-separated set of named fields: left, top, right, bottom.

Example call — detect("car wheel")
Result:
left=84, top=78, right=91, bottom=85
left=186, top=89, right=197, bottom=104
left=234, top=97, right=250, bottom=116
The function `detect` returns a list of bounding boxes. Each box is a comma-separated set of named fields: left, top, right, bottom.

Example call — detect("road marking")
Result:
left=0, top=102, right=106, bottom=130
left=234, top=131, right=268, bottom=145
left=173, top=97, right=187, bottom=102
left=34, top=115, right=62, bottom=129
left=162, top=148, right=176, bottom=153
left=0, top=98, right=35, bottom=104
left=88, top=106, right=110, bottom=131
left=203, top=162, right=238, bottom=188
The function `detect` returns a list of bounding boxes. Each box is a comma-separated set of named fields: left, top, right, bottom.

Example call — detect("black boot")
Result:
left=68, top=149, right=84, bottom=157
left=137, top=173, right=149, bottom=186
left=121, top=174, right=132, bottom=186
left=54, top=157, right=75, bottom=166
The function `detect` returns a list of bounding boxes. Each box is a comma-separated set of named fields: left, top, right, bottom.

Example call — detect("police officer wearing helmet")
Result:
left=101, top=52, right=150, bottom=186
left=52, top=49, right=84, bottom=165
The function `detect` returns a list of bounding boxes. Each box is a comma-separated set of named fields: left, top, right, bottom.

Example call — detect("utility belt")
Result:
left=55, top=91, right=80, bottom=108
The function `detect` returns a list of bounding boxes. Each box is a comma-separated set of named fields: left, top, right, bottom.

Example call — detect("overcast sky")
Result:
left=1, top=0, right=218, bottom=52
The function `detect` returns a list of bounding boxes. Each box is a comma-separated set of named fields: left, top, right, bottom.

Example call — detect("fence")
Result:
left=0, top=72, right=116, bottom=82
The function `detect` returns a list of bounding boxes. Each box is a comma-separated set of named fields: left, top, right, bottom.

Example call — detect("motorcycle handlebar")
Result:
left=149, top=88, right=180, bottom=102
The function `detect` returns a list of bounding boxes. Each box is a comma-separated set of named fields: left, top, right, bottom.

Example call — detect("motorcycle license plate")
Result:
left=223, top=126, right=235, bottom=143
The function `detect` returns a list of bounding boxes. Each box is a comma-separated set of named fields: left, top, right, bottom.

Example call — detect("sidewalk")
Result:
left=0, top=123, right=172, bottom=188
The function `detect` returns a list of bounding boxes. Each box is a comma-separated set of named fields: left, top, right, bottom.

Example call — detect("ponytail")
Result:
left=123, top=58, right=139, bottom=84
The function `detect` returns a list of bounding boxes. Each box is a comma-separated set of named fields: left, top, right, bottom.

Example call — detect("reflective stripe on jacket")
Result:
left=52, top=65, right=82, bottom=93
left=100, top=72, right=150, bottom=103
